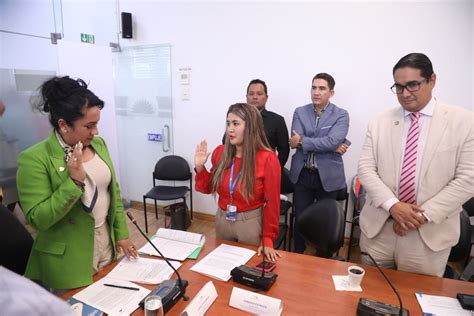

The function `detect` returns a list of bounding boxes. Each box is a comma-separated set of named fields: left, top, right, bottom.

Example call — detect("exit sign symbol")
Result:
left=80, top=33, right=95, bottom=44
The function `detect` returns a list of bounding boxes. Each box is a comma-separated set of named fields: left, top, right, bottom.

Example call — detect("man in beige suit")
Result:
left=358, top=53, right=474, bottom=277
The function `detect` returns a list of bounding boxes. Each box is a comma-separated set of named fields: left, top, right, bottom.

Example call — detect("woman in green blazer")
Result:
left=17, top=76, right=137, bottom=290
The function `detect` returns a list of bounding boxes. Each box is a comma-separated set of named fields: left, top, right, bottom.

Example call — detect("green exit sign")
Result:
left=80, top=33, right=95, bottom=44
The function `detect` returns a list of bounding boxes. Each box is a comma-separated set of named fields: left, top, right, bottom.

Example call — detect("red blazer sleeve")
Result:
left=262, top=152, right=281, bottom=247
left=195, top=145, right=224, bottom=194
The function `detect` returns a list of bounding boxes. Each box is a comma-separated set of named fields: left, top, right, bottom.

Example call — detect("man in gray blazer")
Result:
left=358, top=53, right=474, bottom=276
left=289, top=73, right=350, bottom=254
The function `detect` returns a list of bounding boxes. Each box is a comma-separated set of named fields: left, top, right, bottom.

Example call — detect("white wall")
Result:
left=119, top=0, right=473, bottom=214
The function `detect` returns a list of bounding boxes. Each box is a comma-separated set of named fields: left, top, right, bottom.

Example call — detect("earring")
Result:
left=62, top=129, right=67, bottom=133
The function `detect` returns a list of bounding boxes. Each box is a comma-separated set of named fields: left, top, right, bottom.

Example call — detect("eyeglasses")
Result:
left=390, top=79, right=428, bottom=94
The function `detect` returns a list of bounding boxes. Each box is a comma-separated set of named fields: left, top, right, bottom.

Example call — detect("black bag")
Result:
left=164, top=202, right=191, bottom=231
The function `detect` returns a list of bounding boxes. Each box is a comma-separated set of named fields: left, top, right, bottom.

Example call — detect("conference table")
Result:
left=64, top=237, right=473, bottom=315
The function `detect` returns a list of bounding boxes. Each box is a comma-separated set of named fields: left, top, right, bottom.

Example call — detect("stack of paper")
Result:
left=106, top=257, right=182, bottom=284
left=139, top=228, right=205, bottom=261
left=190, top=244, right=255, bottom=281
left=415, top=293, right=471, bottom=315
left=72, top=277, right=150, bottom=315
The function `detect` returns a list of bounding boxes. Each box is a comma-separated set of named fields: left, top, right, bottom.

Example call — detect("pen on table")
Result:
left=103, top=283, right=140, bottom=291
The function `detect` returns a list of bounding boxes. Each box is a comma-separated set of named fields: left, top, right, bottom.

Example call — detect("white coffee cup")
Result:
left=347, top=265, right=365, bottom=287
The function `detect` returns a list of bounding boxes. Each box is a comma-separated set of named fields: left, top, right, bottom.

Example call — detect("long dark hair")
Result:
left=211, top=103, right=271, bottom=200
left=35, top=76, right=104, bottom=130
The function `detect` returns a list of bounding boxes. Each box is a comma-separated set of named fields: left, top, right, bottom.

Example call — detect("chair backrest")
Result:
left=280, top=168, right=293, bottom=195
left=296, top=199, right=345, bottom=258
left=335, top=186, right=348, bottom=201
left=448, top=210, right=471, bottom=262
left=0, top=204, right=33, bottom=275
left=154, top=155, right=191, bottom=181
left=351, top=176, right=366, bottom=214
left=463, top=197, right=474, bottom=217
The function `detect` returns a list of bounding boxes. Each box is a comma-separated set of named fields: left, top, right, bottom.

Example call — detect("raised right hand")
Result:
left=67, top=141, right=86, bottom=182
left=194, top=140, right=210, bottom=172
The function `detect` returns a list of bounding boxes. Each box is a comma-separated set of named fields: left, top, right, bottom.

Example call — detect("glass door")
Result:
left=113, top=45, right=173, bottom=203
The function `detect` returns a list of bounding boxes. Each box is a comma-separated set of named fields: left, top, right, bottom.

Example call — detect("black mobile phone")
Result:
left=255, top=261, right=276, bottom=272
left=343, top=138, right=352, bottom=146
left=457, top=293, right=474, bottom=310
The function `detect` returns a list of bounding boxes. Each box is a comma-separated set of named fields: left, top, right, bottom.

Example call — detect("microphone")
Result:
left=358, top=251, right=409, bottom=316
left=231, top=199, right=277, bottom=291
left=126, top=211, right=189, bottom=313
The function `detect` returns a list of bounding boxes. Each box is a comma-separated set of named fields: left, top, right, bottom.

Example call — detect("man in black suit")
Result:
left=223, top=79, right=290, bottom=167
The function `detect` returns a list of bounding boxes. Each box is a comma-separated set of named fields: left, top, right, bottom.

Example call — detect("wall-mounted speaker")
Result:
left=121, top=12, right=133, bottom=39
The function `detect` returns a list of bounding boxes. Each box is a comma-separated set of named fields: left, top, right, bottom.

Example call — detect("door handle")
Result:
left=163, top=124, right=170, bottom=152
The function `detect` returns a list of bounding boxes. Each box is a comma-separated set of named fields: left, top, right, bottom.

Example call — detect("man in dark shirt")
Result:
left=223, top=79, right=290, bottom=167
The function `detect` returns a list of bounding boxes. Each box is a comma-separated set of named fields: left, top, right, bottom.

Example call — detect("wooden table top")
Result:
left=64, top=238, right=474, bottom=315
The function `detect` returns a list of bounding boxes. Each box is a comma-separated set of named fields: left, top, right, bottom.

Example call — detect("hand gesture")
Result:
left=194, top=140, right=210, bottom=172
left=335, top=143, right=349, bottom=155
left=68, top=141, right=86, bottom=182
left=289, top=130, right=301, bottom=149
left=389, top=202, right=426, bottom=230
left=257, top=245, right=282, bottom=262
left=116, top=239, right=139, bottom=260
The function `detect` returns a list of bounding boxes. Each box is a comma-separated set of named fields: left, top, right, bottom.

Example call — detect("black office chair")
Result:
left=335, top=186, right=349, bottom=256
left=0, top=204, right=33, bottom=275
left=296, top=199, right=345, bottom=259
left=143, top=155, right=193, bottom=233
left=347, top=176, right=366, bottom=261
left=460, top=258, right=474, bottom=282
left=463, top=197, right=474, bottom=266
left=275, top=168, right=293, bottom=250
left=444, top=210, right=471, bottom=279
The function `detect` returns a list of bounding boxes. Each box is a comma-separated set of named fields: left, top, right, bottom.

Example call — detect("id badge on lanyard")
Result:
left=226, top=159, right=240, bottom=222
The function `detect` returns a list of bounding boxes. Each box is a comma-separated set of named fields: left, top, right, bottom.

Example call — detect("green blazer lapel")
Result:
left=391, top=108, right=404, bottom=187
left=45, top=133, right=70, bottom=183
left=419, top=102, right=449, bottom=182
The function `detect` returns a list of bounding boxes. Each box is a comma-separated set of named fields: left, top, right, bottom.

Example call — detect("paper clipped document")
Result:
left=415, top=293, right=471, bottom=316
left=106, top=257, right=182, bottom=284
left=139, top=228, right=206, bottom=261
left=229, top=287, right=283, bottom=315
left=72, top=277, right=150, bottom=316
left=180, top=281, right=218, bottom=316
left=190, top=243, right=256, bottom=281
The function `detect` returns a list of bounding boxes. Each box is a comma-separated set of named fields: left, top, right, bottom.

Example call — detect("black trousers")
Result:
left=293, top=168, right=337, bottom=253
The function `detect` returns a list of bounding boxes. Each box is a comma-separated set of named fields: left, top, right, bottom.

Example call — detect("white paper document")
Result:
left=73, top=277, right=150, bottom=316
left=106, top=257, right=182, bottom=284
left=415, top=293, right=471, bottom=316
left=180, top=281, right=218, bottom=316
left=332, top=275, right=362, bottom=292
left=229, top=287, right=283, bottom=316
left=190, top=244, right=256, bottom=281
left=139, top=228, right=205, bottom=261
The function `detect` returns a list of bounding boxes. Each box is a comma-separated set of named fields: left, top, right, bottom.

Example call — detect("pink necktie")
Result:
left=399, top=112, right=420, bottom=204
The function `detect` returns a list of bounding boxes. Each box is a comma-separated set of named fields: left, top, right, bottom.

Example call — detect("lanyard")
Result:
left=229, top=159, right=241, bottom=204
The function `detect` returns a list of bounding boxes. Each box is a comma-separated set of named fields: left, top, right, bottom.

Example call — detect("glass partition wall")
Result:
left=0, top=0, right=173, bottom=207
